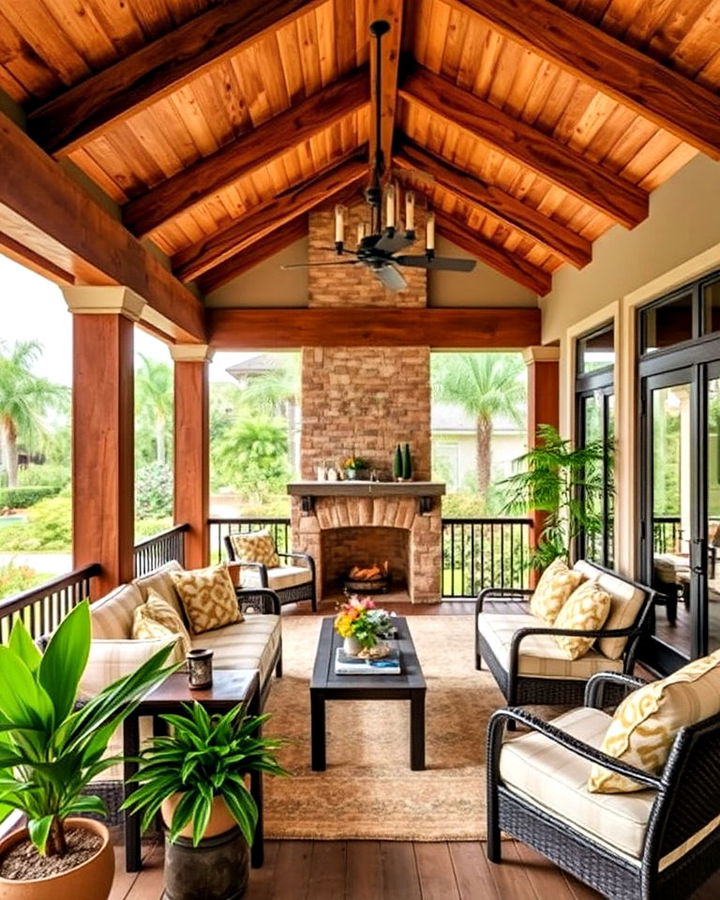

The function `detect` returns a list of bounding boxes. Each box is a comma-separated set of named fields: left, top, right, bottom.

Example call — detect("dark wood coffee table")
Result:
left=310, top=616, right=426, bottom=771
left=123, top=669, right=262, bottom=872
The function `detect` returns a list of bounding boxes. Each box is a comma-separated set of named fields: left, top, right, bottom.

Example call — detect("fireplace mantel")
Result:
left=288, top=480, right=445, bottom=515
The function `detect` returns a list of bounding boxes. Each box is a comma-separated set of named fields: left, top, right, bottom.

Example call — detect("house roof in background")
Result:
left=431, top=403, right=522, bottom=434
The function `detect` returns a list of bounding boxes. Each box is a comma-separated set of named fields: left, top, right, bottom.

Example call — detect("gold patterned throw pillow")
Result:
left=530, top=558, right=584, bottom=624
left=143, top=590, right=192, bottom=657
left=131, top=608, right=185, bottom=664
left=229, top=530, right=280, bottom=568
left=588, top=651, right=720, bottom=793
left=170, top=565, right=243, bottom=635
left=552, top=580, right=611, bottom=659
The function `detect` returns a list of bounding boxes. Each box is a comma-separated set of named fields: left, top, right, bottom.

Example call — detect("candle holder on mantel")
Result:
left=186, top=648, right=214, bottom=690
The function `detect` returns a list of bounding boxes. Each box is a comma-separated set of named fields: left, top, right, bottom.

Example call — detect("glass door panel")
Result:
left=649, top=378, right=693, bottom=661
left=707, top=375, right=720, bottom=653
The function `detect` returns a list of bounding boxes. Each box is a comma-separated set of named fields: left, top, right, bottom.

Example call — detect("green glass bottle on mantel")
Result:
left=393, top=444, right=403, bottom=481
left=402, top=442, right=413, bottom=481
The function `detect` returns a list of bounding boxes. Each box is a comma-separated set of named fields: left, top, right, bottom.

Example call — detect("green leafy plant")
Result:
left=135, top=461, right=173, bottom=518
left=122, top=702, right=286, bottom=847
left=501, top=424, right=607, bottom=570
left=0, top=601, right=177, bottom=857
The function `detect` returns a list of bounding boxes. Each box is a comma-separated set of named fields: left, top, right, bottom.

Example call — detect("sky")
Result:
left=0, top=255, right=259, bottom=385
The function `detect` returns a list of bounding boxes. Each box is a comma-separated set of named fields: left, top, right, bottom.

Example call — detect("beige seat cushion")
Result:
left=193, top=614, right=281, bottom=687
left=242, top=565, right=311, bottom=591
left=90, top=583, right=145, bottom=639
left=229, top=530, right=280, bottom=568
left=478, top=613, right=623, bottom=680
left=134, top=560, right=186, bottom=621
left=171, top=564, right=243, bottom=634
left=530, top=558, right=584, bottom=624
left=573, top=561, right=647, bottom=659
left=500, top=707, right=655, bottom=860
left=79, top=635, right=178, bottom=699
left=588, top=650, right=720, bottom=793
left=553, top=580, right=612, bottom=660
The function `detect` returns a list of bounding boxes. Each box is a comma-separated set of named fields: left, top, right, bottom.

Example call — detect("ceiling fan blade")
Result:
left=281, top=261, right=362, bottom=269
left=373, top=230, right=415, bottom=254
left=394, top=255, right=477, bottom=272
left=373, top=264, right=408, bottom=291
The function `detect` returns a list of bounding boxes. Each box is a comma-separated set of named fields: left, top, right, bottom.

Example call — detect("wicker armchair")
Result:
left=225, top=534, right=317, bottom=612
left=476, top=561, right=656, bottom=708
left=487, top=672, right=720, bottom=899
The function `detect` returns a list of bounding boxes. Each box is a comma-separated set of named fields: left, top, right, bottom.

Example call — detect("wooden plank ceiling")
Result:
left=1, top=0, right=719, bottom=298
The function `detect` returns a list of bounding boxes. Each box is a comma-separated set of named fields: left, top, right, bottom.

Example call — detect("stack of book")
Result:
left=334, top=647, right=401, bottom=675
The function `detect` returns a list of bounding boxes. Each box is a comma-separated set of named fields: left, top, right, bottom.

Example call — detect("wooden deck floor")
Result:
left=109, top=600, right=720, bottom=899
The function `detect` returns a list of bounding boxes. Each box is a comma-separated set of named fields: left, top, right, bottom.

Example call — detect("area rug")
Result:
left=262, top=615, right=505, bottom=841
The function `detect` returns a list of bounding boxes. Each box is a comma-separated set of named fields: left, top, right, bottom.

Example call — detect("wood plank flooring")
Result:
left=108, top=599, right=720, bottom=899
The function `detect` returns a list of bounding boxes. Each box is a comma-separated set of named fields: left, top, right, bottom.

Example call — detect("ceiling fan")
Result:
left=281, top=19, right=477, bottom=291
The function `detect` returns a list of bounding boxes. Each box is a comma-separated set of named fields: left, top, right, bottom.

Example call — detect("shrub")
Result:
left=135, top=516, right=174, bottom=540
left=0, top=485, right=62, bottom=508
left=0, top=561, right=54, bottom=601
left=136, top=461, right=173, bottom=518
left=0, top=496, right=72, bottom=552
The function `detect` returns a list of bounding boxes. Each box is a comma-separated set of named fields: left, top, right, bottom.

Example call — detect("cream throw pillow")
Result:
left=530, top=558, right=584, bottom=624
left=133, top=591, right=192, bottom=658
left=131, top=610, right=185, bottom=664
left=229, top=530, right=280, bottom=568
left=552, top=580, right=611, bottom=659
left=588, top=651, right=720, bottom=793
left=171, top=564, right=242, bottom=635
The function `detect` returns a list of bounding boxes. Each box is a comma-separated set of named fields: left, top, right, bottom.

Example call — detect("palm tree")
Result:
left=0, top=340, right=67, bottom=487
left=432, top=353, right=526, bottom=499
left=135, top=355, right=173, bottom=465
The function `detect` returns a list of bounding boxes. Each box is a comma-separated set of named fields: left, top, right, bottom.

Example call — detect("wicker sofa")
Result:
left=487, top=672, right=720, bottom=899
left=475, top=560, right=656, bottom=708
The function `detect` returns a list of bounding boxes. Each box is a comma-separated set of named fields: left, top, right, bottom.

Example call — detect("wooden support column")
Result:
left=64, top=286, right=143, bottom=598
left=523, top=346, right=560, bottom=582
left=171, top=345, right=213, bottom=570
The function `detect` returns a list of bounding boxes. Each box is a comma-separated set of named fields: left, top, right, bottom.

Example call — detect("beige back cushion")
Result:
left=79, top=635, right=177, bottom=699
left=229, top=530, right=280, bottom=568
left=530, top=558, right=584, bottom=625
left=134, top=560, right=186, bottom=620
left=573, top=561, right=646, bottom=660
left=90, top=583, right=145, bottom=639
left=588, top=650, right=720, bottom=793
left=171, top=564, right=243, bottom=635
left=553, top=580, right=611, bottom=660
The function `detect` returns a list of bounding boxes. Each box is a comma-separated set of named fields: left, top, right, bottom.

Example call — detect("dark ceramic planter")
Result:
left=163, top=827, right=249, bottom=900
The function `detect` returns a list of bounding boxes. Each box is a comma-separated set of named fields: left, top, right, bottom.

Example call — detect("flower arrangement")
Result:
left=343, top=455, right=368, bottom=471
left=334, top=596, right=393, bottom=649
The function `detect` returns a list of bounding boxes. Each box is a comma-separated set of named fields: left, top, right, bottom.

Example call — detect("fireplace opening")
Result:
left=320, top=526, right=409, bottom=600
left=343, top=561, right=391, bottom=595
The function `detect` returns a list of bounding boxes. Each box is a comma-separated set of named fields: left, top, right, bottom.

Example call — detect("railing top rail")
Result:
left=133, top=523, right=189, bottom=551
left=0, top=563, right=101, bottom=618
left=441, top=517, right=533, bottom=526
left=208, top=517, right=291, bottom=525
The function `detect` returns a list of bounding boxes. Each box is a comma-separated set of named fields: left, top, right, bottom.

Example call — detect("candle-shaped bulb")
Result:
left=334, top=205, right=344, bottom=244
left=405, top=190, right=415, bottom=233
left=385, top=184, right=396, bottom=230
left=426, top=209, right=436, bottom=252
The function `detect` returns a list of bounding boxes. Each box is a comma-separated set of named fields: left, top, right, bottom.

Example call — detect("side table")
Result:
left=123, top=668, right=262, bottom=872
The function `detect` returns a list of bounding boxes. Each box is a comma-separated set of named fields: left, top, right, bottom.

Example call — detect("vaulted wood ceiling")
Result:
left=1, top=0, right=719, bottom=298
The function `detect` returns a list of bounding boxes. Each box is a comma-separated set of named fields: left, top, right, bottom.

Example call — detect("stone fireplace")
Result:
left=289, top=201, right=443, bottom=603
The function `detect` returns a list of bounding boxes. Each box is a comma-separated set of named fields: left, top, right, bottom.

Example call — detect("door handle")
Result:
left=691, top=538, right=707, bottom=575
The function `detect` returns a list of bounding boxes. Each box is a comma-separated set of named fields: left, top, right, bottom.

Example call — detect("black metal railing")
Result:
left=654, top=516, right=683, bottom=554
left=0, top=564, right=101, bottom=643
left=442, top=517, right=533, bottom=597
left=133, top=524, right=189, bottom=577
left=208, top=518, right=291, bottom=564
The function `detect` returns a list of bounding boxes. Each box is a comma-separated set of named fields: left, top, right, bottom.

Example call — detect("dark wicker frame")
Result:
left=487, top=672, right=720, bottom=899
left=475, top=563, right=657, bottom=708
left=225, top=535, right=317, bottom=612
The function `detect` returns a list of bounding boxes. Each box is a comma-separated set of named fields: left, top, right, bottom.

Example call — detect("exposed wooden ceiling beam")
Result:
left=198, top=215, right=308, bottom=294
left=400, top=66, right=648, bottom=228
left=455, top=0, right=720, bottom=161
left=28, top=0, right=326, bottom=156
left=124, top=68, right=370, bottom=237
left=173, top=154, right=367, bottom=282
left=0, top=112, right=205, bottom=343
left=369, top=1, right=405, bottom=180
left=208, top=306, right=541, bottom=349
left=394, top=140, right=591, bottom=269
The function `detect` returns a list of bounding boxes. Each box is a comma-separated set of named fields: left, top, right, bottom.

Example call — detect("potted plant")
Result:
left=0, top=601, right=177, bottom=899
left=342, top=455, right=369, bottom=480
left=122, top=701, right=286, bottom=900
left=501, top=423, right=608, bottom=570
left=334, top=596, right=394, bottom=657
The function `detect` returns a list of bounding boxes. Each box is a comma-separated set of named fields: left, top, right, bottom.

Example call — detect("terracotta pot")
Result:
left=0, top=817, right=114, bottom=900
left=161, top=794, right=237, bottom=840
